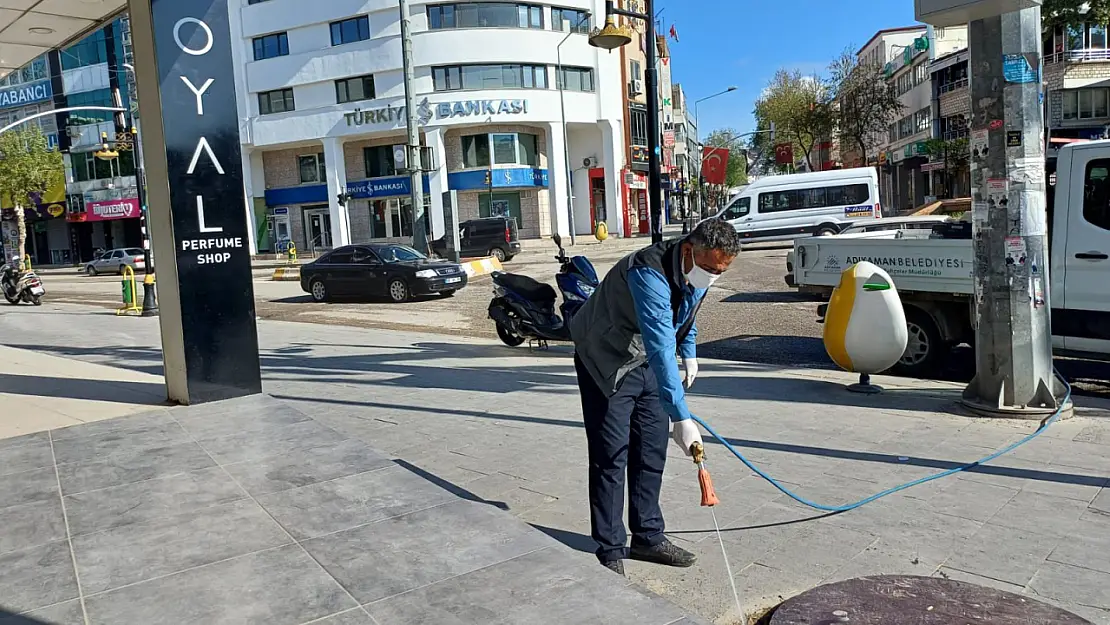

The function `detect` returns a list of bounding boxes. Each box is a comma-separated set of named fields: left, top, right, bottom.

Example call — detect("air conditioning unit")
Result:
left=582, top=156, right=599, bottom=168
left=629, top=79, right=643, bottom=95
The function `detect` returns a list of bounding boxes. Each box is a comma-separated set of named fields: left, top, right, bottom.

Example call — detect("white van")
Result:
left=712, top=167, right=882, bottom=243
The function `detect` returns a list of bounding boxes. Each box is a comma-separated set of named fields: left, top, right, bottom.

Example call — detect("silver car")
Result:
left=84, top=248, right=146, bottom=276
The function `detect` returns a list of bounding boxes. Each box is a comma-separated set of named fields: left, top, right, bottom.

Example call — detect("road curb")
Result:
left=460, top=257, right=502, bottom=278
left=271, top=267, right=301, bottom=281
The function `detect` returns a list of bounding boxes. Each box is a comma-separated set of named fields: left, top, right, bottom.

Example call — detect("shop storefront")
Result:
left=65, top=196, right=143, bottom=262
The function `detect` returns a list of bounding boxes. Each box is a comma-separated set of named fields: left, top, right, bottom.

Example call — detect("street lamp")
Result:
left=690, top=86, right=737, bottom=232
left=556, top=10, right=592, bottom=246
left=589, top=1, right=666, bottom=243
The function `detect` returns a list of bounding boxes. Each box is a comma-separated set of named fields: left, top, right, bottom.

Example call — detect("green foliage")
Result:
left=1043, top=0, right=1110, bottom=28
left=0, top=127, right=63, bottom=260
left=828, top=49, right=905, bottom=162
left=753, top=69, right=835, bottom=171
left=704, top=128, right=748, bottom=188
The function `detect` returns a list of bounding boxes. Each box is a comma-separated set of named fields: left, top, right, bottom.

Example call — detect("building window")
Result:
left=72, top=150, right=136, bottom=183
left=936, top=62, right=968, bottom=93
left=0, top=56, right=48, bottom=87
left=258, top=88, right=295, bottom=115
left=940, top=115, right=968, bottom=140
left=630, top=59, right=642, bottom=81
left=1063, top=88, right=1110, bottom=120
left=432, top=64, right=547, bottom=91
left=914, top=61, right=928, bottom=86
left=365, top=145, right=398, bottom=178
left=61, top=29, right=108, bottom=70
left=552, top=7, right=590, bottom=33
left=630, top=106, right=648, bottom=146
left=461, top=133, right=538, bottom=168
left=66, top=89, right=115, bottom=124
left=478, top=191, right=522, bottom=224
left=915, top=107, right=931, bottom=134
left=252, top=32, right=289, bottom=60
left=247, top=0, right=271, bottom=4
left=427, top=3, right=542, bottom=29
left=331, top=16, right=370, bottom=46
left=298, top=153, right=326, bottom=184
left=336, top=75, right=376, bottom=103
left=555, top=66, right=594, bottom=92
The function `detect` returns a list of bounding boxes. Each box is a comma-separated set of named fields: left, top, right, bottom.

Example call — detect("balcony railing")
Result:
left=942, top=130, right=969, bottom=141
left=938, top=78, right=968, bottom=94
left=1046, top=49, right=1110, bottom=64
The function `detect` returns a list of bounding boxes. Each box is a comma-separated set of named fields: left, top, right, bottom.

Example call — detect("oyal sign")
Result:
left=86, top=198, right=141, bottom=221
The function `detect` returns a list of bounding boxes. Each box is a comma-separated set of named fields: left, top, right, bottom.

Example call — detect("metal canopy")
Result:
left=0, top=0, right=125, bottom=77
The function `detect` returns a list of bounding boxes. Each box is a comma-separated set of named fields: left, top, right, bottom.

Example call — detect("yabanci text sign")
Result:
left=0, top=80, right=52, bottom=109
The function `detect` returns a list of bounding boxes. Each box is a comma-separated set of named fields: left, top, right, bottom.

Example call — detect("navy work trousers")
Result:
left=574, top=354, right=670, bottom=563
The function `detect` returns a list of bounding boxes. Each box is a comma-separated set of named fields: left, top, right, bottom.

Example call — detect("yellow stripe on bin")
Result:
left=823, top=266, right=857, bottom=372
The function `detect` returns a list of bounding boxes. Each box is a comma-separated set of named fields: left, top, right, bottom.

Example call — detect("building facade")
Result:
left=55, top=16, right=145, bottom=264
left=231, top=0, right=626, bottom=255
left=1043, top=20, right=1110, bottom=156
left=926, top=47, right=970, bottom=200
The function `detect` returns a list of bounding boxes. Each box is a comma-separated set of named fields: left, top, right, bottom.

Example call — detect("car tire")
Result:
left=891, top=306, right=947, bottom=378
left=86, top=266, right=97, bottom=276
left=388, top=278, right=410, bottom=303
left=440, top=290, right=457, bottom=298
left=309, top=278, right=329, bottom=303
left=488, top=247, right=507, bottom=262
left=815, top=225, right=839, bottom=237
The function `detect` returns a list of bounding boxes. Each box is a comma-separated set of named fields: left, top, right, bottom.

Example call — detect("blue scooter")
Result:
left=488, top=234, right=599, bottom=347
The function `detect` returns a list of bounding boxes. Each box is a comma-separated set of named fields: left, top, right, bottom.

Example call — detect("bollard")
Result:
left=22, top=254, right=31, bottom=272
left=116, top=266, right=142, bottom=316
left=287, top=242, right=297, bottom=265
left=141, top=273, right=158, bottom=317
left=595, top=221, right=609, bottom=242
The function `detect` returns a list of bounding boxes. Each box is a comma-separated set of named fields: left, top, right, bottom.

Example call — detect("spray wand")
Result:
left=691, top=441, right=746, bottom=624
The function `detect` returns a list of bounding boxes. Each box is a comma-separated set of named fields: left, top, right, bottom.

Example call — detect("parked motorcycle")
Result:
left=1, top=257, right=45, bottom=306
left=488, top=234, right=599, bottom=347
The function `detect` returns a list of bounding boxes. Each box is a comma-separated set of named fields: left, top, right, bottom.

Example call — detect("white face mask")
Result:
left=684, top=250, right=720, bottom=290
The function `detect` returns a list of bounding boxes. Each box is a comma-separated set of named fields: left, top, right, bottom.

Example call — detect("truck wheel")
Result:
left=815, top=224, right=839, bottom=236
left=891, top=307, right=947, bottom=378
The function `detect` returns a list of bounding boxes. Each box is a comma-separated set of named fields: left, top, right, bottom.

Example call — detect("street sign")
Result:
left=915, top=0, right=1041, bottom=27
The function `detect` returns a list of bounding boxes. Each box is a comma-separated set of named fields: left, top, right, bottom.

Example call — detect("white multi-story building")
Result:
left=229, top=0, right=626, bottom=255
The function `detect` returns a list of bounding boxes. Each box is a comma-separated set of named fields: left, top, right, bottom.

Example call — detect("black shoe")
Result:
left=629, top=538, right=697, bottom=568
left=601, top=559, right=625, bottom=576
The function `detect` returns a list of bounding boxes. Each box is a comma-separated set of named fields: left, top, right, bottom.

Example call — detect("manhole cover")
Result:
left=770, top=575, right=1093, bottom=624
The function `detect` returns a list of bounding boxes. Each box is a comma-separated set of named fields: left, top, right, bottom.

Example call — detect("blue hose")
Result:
left=690, top=372, right=1072, bottom=513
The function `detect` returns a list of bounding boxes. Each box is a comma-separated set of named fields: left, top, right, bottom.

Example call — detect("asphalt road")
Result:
left=28, top=239, right=1110, bottom=397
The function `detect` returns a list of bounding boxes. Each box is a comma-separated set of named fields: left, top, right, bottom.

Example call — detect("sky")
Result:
left=657, top=0, right=917, bottom=139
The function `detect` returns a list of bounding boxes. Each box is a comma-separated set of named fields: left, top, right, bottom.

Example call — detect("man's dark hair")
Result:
left=685, top=218, right=741, bottom=256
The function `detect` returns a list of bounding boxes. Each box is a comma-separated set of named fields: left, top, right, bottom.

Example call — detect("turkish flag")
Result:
left=701, top=147, right=729, bottom=185
left=774, top=143, right=794, bottom=165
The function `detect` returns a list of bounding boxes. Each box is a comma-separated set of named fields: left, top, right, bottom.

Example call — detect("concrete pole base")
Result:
left=960, top=395, right=1074, bottom=420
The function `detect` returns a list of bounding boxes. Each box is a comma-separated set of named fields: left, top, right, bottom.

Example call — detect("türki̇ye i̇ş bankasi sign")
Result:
left=344, top=97, right=529, bottom=127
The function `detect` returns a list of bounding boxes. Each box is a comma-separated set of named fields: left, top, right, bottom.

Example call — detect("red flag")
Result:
left=774, top=143, right=794, bottom=165
left=669, top=24, right=679, bottom=42
left=701, top=147, right=729, bottom=185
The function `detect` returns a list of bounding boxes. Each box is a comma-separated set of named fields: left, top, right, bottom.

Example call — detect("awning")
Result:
left=0, top=0, right=126, bottom=79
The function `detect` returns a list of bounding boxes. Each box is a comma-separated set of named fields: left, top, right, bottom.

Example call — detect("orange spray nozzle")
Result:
left=698, top=466, right=719, bottom=507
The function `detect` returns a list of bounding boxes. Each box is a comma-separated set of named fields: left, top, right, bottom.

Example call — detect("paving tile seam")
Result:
left=360, top=545, right=558, bottom=608
left=58, top=462, right=224, bottom=499
left=162, top=410, right=374, bottom=620
left=941, top=564, right=1038, bottom=590
left=46, top=429, right=91, bottom=625
left=295, top=607, right=378, bottom=625
left=1044, top=553, right=1110, bottom=578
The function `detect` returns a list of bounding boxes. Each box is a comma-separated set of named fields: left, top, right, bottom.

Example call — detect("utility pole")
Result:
left=399, top=0, right=427, bottom=255
left=959, top=6, right=1068, bottom=417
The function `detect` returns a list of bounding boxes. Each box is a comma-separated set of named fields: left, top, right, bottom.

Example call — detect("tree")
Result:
left=754, top=69, right=835, bottom=171
left=0, top=127, right=64, bottom=263
left=1043, top=0, right=1110, bottom=28
left=923, top=137, right=970, bottom=199
left=828, top=49, right=904, bottom=164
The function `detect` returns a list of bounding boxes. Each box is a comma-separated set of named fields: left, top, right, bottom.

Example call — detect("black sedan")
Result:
left=300, top=244, right=468, bottom=303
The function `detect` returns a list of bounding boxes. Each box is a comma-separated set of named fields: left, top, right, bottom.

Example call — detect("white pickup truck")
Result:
left=791, top=141, right=1110, bottom=377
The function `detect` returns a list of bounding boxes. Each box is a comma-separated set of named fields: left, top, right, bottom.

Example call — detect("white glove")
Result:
left=672, top=419, right=703, bottom=457
left=683, top=357, right=699, bottom=389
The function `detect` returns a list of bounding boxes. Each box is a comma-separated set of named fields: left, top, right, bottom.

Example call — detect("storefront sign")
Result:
left=150, top=0, right=261, bottom=401
left=83, top=198, right=141, bottom=221
left=343, top=97, right=529, bottom=128
left=921, top=161, right=945, bottom=172
left=346, top=175, right=430, bottom=199
left=0, top=80, right=52, bottom=109
left=447, top=167, right=548, bottom=191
